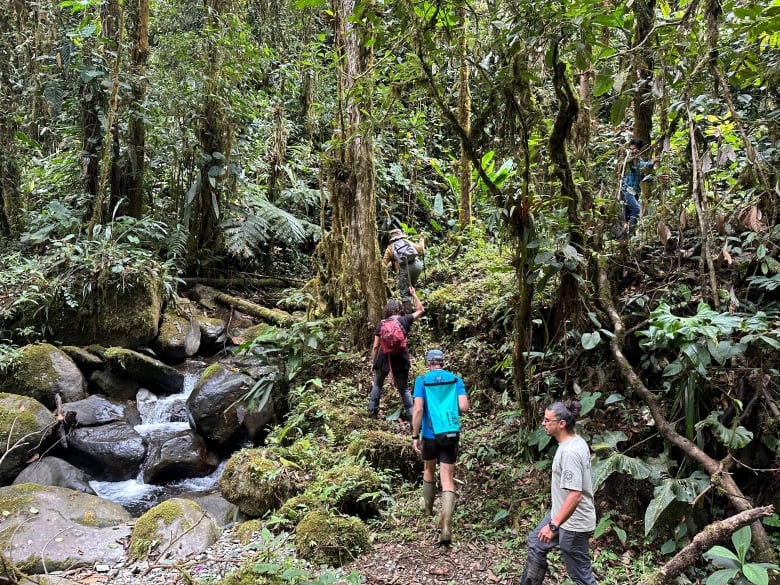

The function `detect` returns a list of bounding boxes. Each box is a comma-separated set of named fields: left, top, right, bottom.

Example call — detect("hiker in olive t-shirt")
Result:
left=368, top=288, right=424, bottom=420
left=519, top=400, right=597, bottom=585
left=383, top=228, right=425, bottom=313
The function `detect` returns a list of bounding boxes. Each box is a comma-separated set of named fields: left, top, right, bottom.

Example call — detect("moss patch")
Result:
left=129, top=499, right=191, bottom=559
left=294, top=510, right=371, bottom=567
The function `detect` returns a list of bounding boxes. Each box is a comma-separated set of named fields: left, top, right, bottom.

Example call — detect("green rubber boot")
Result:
left=438, top=490, right=456, bottom=546
left=421, top=481, right=436, bottom=516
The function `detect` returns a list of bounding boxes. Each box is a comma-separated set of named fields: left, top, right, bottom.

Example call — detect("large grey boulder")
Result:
left=138, top=426, right=220, bottom=484
left=179, top=490, right=245, bottom=526
left=0, top=393, right=56, bottom=486
left=61, top=394, right=141, bottom=427
left=0, top=483, right=132, bottom=573
left=0, top=343, right=86, bottom=410
left=198, top=316, right=228, bottom=354
left=186, top=364, right=273, bottom=447
left=60, top=345, right=104, bottom=372
left=104, top=347, right=184, bottom=395
left=64, top=421, right=147, bottom=481
left=13, top=456, right=96, bottom=494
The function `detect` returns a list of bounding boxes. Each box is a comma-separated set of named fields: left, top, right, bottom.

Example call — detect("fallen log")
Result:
left=214, top=292, right=295, bottom=326
left=182, top=277, right=300, bottom=288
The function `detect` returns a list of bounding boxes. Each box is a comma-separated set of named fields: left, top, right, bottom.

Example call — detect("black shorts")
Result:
left=421, top=437, right=459, bottom=465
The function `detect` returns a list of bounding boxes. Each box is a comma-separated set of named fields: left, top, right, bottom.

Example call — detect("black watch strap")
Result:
left=549, top=522, right=559, bottom=532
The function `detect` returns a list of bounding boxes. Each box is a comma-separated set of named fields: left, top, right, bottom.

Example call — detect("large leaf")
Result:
left=705, top=568, right=739, bottom=585
left=732, top=525, right=752, bottom=563
left=644, top=480, right=676, bottom=536
left=581, top=331, right=601, bottom=350
left=704, top=545, right=741, bottom=566
left=743, top=564, right=771, bottom=585
left=696, top=413, right=753, bottom=449
left=592, top=452, right=651, bottom=489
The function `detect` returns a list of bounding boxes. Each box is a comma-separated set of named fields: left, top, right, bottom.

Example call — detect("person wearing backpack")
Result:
left=411, top=349, right=469, bottom=546
left=383, top=228, right=425, bottom=314
left=368, top=288, right=425, bottom=420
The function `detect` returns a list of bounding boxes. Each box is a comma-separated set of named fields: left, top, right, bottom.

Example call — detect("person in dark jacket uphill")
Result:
left=368, top=287, right=424, bottom=420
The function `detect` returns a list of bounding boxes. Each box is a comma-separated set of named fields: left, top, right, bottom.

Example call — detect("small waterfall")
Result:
left=90, top=360, right=225, bottom=515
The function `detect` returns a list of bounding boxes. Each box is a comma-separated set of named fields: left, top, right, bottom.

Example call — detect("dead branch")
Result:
left=639, top=505, right=774, bottom=585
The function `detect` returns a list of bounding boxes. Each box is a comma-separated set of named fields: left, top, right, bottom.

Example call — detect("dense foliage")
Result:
left=1, top=0, right=780, bottom=581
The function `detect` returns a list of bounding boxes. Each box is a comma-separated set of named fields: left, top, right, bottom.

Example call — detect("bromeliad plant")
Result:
left=702, top=525, right=779, bottom=585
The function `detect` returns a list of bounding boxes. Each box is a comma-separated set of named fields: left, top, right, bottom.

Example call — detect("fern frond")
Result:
left=222, top=215, right=271, bottom=259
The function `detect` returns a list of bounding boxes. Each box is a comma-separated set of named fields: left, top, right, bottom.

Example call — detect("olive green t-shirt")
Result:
left=551, top=434, right=596, bottom=532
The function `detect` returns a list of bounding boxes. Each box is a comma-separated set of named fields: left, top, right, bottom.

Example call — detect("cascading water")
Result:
left=90, top=361, right=226, bottom=516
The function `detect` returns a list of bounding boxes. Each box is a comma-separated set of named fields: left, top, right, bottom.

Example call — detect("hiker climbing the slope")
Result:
left=619, top=137, right=657, bottom=235
left=383, top=228, right=425, bottom=314
left=412, top=348, right=469, bottom=546
left=368, top=288, right=424, bottom=420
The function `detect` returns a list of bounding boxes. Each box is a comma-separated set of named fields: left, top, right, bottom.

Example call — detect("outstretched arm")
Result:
left=410, top=288, right=424, bottom=320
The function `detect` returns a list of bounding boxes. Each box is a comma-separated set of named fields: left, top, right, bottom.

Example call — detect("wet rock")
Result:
left=152, top=307, right=202, bottom=364
left=104, top=348, right=184, bottom=395
left=13, top=456, right=96, bottom=494
left=186, top=364, right=272, bottom=447
left=62, top=394, right=141, bottom=427
left=139, top=426, right=220, bottom=484
left=65, top=421, right=147, bottom=481
left=89, top=369, right=141, bottom=401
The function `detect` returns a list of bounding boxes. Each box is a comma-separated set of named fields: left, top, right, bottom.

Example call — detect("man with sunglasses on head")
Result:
left=519, top=400, right=598, bottom=585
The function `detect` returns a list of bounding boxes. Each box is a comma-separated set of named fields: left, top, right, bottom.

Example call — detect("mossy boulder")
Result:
left=315, top=462, right=384, bottom=518
left=129, top=497, right=220, bottom=560
left=347, top=429, right=422, bottom=482
left=104, top=347, right=184, bottom=395
left=219, top=446, right=313, bottom=517
left=152, top=303, right=202, bottom=364
left=275, top=492, right=325, bottom=528
left=13, top=273, right=163, bottom=347
left=0, top=483, right=132, bottom=573
left=0, top=343, right=86, bottom=410
left=0, top=393, right=56, bottom=485
left=294, top=510, right=371, bottom=566
left=186, top=363, right=273, bottom=447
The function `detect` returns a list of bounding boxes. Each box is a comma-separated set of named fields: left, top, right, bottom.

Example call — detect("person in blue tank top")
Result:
left=411, top=349, right=469, bottom=546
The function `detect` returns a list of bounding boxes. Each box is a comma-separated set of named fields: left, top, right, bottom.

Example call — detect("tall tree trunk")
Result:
left=457, top=2, right=472, bottom=230
left=87, top=0, right=124, bottom=232
left=126, top=0, right=150, bottom=218
left=323, top=0, right=384, bottom=343
left=189, top=0, right=235, bottom=265
left=632, top=0, right=656, bottom=144
left=549, top=42, right=583, bottom=340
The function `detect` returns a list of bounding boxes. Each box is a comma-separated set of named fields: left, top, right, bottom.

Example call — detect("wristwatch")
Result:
left=412, top=435, right=419, bottom=440
left=548, top=522, right=559, bottom=532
